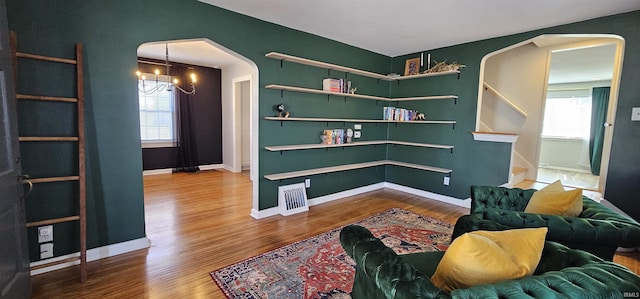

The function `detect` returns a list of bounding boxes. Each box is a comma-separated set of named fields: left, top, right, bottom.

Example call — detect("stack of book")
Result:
left=383, top=107, right=420, bottom=121
left=322, top=78, right=351, bottom=93
left=322, top=129, right=348, bottom=144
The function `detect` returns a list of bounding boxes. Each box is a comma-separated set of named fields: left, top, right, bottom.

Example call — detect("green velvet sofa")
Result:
left=340, top=224, right=640, bottom=299
left=452, top=186, right=640, bottom=260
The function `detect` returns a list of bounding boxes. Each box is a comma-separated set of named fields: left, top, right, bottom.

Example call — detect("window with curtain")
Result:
left=542, top=92, right=592, bottom=139
left=138, top=73, right=177, bottom=148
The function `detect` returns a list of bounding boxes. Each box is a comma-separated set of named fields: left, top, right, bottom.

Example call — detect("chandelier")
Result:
left=136, top=43, right=197, bottom=95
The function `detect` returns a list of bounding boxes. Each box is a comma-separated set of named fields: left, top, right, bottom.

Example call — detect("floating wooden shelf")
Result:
left=26, top=216, right=80, bottom=228
left=266, top=84, right=457, bottom=102
left=264, top=159, right=451, bottom=181
left=25, top=176, right=80, bottom=184
left=265, top=116, right=456, bottom=125
left=265, top=52, right=460, bottom=81
left=265, top=140, right=453, bottom=152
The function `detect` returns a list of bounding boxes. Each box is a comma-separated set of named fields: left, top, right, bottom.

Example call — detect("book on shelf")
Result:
left=383, top=106, right=419, bottom=121
left=322, top=78, right=351, bottom=93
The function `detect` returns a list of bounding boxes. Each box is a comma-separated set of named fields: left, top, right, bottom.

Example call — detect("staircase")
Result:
left=510, top=167, right=528, bottom=186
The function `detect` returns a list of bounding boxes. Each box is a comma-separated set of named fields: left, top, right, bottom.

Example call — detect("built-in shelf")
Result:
left=265, top=116, right=456, bottom=125
left=264, top=159, right=451, bottom=181
left=265, top=52, right=460, bottom=81
left=265, top=140, right=453, bottom=152
left=266, top=84, right=457, bottom=102
left=483, top=82, right=528, bottom=118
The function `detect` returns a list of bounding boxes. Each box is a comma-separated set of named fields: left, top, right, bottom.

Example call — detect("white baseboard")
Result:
left=199, top=164, right=225, bottom=171
left=250, top=207, right=280, bottom=219
left=30, top=237, right=151, bottom=276
left=250, top=181, right=470, bottom=219
left=307, top=183, right=385, bottom=207
left=383, top=182, right=471, bottom=209
left=143, top=169, right=173, bottom=176
left=143, top=164, right=225, bottom=176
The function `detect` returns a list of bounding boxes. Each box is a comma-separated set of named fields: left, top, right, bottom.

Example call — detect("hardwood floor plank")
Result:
left=30, top=171, right=639, bottom=298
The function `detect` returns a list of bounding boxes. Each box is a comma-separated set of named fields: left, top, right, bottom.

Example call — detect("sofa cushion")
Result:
left=524, top=180, right=583, bottom=217
left=431, top=227, right=547, bottom=292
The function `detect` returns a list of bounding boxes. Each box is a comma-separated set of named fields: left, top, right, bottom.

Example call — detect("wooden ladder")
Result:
left=10, top=32, right=87, bottom=282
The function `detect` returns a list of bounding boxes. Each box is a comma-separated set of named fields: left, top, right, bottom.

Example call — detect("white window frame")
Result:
left=138, top=73, right=178, bottom=148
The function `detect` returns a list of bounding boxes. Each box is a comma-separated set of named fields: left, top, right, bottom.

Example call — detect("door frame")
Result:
left=231, top=75, right=252, bottom=173
left=535, top=36, right=624, bottom=193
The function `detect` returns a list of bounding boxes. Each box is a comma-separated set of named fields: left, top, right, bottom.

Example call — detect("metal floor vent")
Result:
left=278, top=183, right=309, bottom=216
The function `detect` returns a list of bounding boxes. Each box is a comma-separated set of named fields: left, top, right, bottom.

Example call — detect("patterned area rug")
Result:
left=210, top=208, right=453, bottom=299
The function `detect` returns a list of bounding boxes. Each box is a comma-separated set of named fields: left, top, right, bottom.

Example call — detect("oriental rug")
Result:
left=210, top=208, right=453, bottom=299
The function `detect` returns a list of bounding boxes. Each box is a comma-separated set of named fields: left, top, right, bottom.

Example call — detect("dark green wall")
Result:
left=7, top=0, right=391, bottom=260
left=8, top=0, right=640, bottom=261
left=391, top=10, right=640, bottom=220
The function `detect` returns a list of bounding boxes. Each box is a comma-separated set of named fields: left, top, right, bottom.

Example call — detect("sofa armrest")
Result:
left=451, top=213, right=512, bottom=241
left=482, top=206, right=640, bottom=248
left=451, top=262, right=640, bottom=298
left=340, top=225, right=445, bottom=299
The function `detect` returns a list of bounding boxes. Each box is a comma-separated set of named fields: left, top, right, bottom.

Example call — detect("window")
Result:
left=138, top=74, right=177, bottom=148
left=542, top=93, right=591, bottom=139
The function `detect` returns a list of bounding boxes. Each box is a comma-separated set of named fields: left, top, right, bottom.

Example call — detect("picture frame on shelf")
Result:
left=404, top=57, right=421, bottom=76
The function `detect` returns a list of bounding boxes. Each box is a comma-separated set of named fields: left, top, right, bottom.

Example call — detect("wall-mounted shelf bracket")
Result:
left=280, top=90, right=284, bottom=97
left=454, top=98, right=457, bottom=105
left=280, top=59, right=284, bottom=68
left=457, top=73, right=461, bottom=80
left=452, top=123, right=456, bottom=130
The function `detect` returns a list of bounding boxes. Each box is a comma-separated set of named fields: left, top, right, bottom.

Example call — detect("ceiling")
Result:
left=548, top=44, right=617, bottom=84
left=198, top=0, right=640, bottom=57
left=137, top=2, right=635, bottom=83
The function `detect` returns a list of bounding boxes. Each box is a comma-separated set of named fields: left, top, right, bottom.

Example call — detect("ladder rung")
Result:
left=31, top=256, right=81, bottom=271
left=16, top=52, right=77, bottom=65
left=17, top=94, right=78, bottom=103
left=19, top=136, right=79, bottom=142
left=26, top=176, right=80, bottom=184
left=27, top=216, right=80, bottom=227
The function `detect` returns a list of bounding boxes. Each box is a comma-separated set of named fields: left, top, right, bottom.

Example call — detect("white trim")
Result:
left=250, top=181, right=471, bottom=219
left=250, top=207, right=280, bottom=219
left=472, top=132, right=519, bottom=143
left=383, top=182, right=471, bottom=209
left=143, top=169, right=173, bottom=176
left=30, top=237, right=151, bottom=276
left=143, top=164, right=225, bottom=176
left=307, top=183, right=385, bottom=207
left=199, top=164, right=224, bottom=171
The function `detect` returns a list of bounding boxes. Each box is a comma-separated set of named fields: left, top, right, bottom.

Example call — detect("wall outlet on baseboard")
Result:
left=40, top=243, right=54, bottom=259
left=304, top=178, right=310, bottom=188
left=443, top=176, right=450, bottom=186
left=632, top=107, right=640, bottom=121
left=354, top=131, right=361, bottom=138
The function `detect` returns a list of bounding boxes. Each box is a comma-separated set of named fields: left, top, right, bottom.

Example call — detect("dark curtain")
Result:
left=173, top=65, right=200, bottom=173
left=589, top=87, right=610, bottom=175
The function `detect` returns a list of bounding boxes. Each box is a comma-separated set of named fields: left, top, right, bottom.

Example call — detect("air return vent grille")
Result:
left=278, top=183, right=308, bottom=216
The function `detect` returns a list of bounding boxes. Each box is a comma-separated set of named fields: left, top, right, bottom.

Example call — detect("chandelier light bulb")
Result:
left=173, top=78, right=179, bottom=85
left=154, top=69, right=160, bottom=75
left=190, top=73, right=197, bottom=83
left=136, top=70, right=141, bottom=77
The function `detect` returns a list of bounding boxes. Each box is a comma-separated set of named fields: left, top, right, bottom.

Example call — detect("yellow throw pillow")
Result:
left=431, top=227, right=548, bottom=292
left=524, top=180, right=583, bottom=217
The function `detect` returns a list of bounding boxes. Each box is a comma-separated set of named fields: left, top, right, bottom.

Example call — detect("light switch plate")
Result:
left=632, top=107, right=640, bottom=121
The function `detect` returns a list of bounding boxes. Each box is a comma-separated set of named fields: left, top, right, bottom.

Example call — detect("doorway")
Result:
left=234, top=78, right=251, bottom=171
left=537, top=41, right=622, bottom=192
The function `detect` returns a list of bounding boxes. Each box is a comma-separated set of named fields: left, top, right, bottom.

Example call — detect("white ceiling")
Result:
left=198, top=0, right=640, bottom=57
left=548, top=44, right=617, bottom=84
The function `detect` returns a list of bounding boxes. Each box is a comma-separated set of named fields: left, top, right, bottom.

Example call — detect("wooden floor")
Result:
left=30, top=170, right=639, bottom=298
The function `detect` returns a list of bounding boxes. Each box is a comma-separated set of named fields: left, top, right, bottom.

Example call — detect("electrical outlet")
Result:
left=443, top=176, right=450, bottom=186
left=305, top=178, right=310, bottom=188
left=40, top=243, right=54, bottom=259
left=38, top=225, right=53, bottom=243
left=354, top=131, right=361, bottom=138
left=632, top=107, right=640, bottom=121
left=354, top=124, right=362, bottom=130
